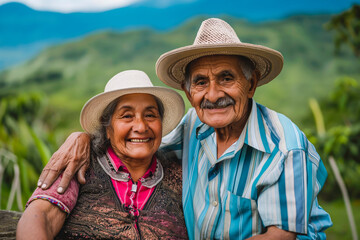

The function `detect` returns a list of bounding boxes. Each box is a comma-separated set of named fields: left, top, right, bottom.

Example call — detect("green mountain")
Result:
left=0, top=15, right=359, bottom=133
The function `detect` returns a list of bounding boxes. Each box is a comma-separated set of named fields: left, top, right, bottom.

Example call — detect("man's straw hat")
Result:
left=156, top=18, right=284, bottom=90
left=80, top=70, right=184, bottom=136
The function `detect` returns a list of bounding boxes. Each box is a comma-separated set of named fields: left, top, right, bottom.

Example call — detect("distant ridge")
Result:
left=1, top=15, right=359, bottom=127
left=1, top=1, right=359, bottom=47
left=0, top=0, right=359, bottom=70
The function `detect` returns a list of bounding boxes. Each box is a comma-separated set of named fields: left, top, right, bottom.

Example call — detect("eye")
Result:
left=196, top=80, right=207, bottom=85
left=143, top=107, right=160, bottom=119
left=121, top=114, right=133, bottom=119
left=224, top=76, right=233, bottom=81
left=192, top=77, right=208, bottom=87
left=145, top=111, right=160, bottom=119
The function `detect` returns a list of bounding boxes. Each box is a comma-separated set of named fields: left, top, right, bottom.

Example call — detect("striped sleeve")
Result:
left=257, top=149, right=309, bottom=234
left=257, top=147, right=331, bottom=238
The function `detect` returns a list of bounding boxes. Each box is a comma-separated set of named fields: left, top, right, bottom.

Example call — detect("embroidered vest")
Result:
left=56, top=151, right=187, bottom=239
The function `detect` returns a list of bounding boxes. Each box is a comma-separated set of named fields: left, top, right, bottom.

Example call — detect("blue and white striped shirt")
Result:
left=161, top=99, right=332, bottom=239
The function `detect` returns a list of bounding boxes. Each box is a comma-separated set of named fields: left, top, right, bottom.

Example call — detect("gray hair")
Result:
left=183, top=55, right=257, bottom=93
left=91, top=95, right=165, bottom=157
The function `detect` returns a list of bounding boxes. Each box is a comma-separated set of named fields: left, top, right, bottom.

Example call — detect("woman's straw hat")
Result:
left=80, top=70, right=184, bottom=136
left=156, top=18, right=284, bottom=90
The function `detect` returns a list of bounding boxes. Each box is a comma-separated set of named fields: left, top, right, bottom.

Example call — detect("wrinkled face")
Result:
left=107, top=93, right=162, bottom=162
left=184, top=55, right=257, bottom=129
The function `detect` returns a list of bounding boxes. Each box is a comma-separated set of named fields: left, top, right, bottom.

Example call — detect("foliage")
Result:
left=305, top=77, right=360, bottom=200
left=0, top=92, right=58, bottom=210
left=326, top=4, right=360, bottom=57
left=307, top=6, right=360, bottom=202
left=0, top=15, right=359, bottom=131
left=0, top=13, right=359, bottom=210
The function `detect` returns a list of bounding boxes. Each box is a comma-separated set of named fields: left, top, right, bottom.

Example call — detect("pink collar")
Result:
left=96, top=147, right=163, bottom=188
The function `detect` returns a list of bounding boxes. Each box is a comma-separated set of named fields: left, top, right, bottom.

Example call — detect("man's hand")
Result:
left=38, top=132, right=91, bottom=193
left=246, top=226, right=296, bottom=240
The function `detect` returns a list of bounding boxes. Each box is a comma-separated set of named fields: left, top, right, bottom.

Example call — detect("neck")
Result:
left=215, top=100, right=252, bottom=158
left=118, top=155, right=153, bottom=183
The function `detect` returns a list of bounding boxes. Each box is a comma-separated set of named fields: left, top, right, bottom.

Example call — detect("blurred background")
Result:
left=0, top=0, right=359, bottom=239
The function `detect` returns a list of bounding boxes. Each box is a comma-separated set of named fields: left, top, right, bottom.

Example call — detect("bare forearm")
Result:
left=17, top=200, right=66, bottom=239
left=246, top=226, right=296, bottom=240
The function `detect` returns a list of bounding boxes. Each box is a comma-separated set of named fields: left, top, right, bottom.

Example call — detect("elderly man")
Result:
left=37, top=18, right=332, bottom=239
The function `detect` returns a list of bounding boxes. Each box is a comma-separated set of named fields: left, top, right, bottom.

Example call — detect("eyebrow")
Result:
left=191, top=70, right=235, bottom=82
left=145, top=106, right=159, bottom=111
left=116, top=105, right=158, bottom=111
left=191, top=74, right=207, bottom=83
left=218, top=70, right=234, bottom=77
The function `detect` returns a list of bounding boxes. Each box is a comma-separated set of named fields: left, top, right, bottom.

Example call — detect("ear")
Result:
left=247, top=71, right=258, bottom=98
left=181, top=83, right=195, bottom=107
left=106, top=126, right=111, bottom=139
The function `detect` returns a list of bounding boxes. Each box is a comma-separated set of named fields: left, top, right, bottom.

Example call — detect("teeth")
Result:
left=130, top=139, right=150, bottom=143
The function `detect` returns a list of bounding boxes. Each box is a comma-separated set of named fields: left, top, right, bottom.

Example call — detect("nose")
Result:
left=206, top=80, right=225, bottom=103
left=133, top=116, right=148, bottom=133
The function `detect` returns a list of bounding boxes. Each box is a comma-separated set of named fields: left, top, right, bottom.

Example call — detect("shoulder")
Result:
left=181, top=108, right=203, bottom=129
left=256, top=102, right=310, bottom=154
left=156, top=150, right=181, bottom=172
left=155, top=151, right=182, bottom=194
left=161, top=107, right=202, bottom=147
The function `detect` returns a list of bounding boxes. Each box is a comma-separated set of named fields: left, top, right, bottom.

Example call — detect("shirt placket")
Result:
left=128, top=181, right=139, bottom=217
left=204, top=164, right=221, bottom=239
left=200, top=135, right=222, bottom=239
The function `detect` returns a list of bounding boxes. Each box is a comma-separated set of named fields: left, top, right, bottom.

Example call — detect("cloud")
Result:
left=142, top=0, right=197, bottom=7
left=0, top=0, right=142, bottom=12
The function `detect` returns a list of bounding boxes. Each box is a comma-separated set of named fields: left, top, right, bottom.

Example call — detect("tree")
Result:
left=326, top=4, right=360, bottom=57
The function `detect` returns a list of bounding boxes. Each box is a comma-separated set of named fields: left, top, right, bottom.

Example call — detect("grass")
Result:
left=320, top=199, right=360, bottom=240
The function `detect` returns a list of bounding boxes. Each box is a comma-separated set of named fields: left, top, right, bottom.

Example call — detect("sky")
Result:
left=0, top=0, right=359, bottom=13
left=0, top=0, right=142, bottom=12
left=0, top=0, right=196, bottom=12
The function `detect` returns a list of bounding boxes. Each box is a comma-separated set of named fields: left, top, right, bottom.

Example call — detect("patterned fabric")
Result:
left=26, top=147, right=161, bottom=218
left=55, top=150, right=187, bottom=239
left=27, top=173, right=80, bottom=214
left=107, top=147, right=158, bottom=217
left=161, top=99, right=332, bottom=240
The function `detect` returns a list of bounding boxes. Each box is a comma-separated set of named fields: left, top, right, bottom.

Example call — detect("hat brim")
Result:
left=156, top=43, right=284, bottom=90
left=80, top=87, right=185, bottom=136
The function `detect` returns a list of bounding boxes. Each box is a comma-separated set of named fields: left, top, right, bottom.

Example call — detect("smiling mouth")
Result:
left=128, top=138, right=151, bottom=143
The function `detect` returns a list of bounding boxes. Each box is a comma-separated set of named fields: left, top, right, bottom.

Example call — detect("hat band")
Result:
left=170, top=50, right=271, bottom=85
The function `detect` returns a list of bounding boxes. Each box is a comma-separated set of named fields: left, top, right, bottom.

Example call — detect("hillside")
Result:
left=1, top=1, right=358, bottom=70
left=0, top=15, right=359, bottom=132
left=2, top=1, right=356, bottom=47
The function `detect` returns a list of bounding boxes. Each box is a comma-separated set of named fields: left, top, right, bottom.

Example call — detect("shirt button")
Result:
left=212, top=201, right=218, bottom=207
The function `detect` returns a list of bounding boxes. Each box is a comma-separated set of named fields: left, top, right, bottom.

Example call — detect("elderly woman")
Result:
left=17, top=70, right=187, bottom=239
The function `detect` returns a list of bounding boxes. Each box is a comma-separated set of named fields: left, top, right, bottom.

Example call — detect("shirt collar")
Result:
left=196, top=99, right=273, bottom=158
left=96, top=146, right=163, bottom=188
left=107, top=146, right=157, bottom=179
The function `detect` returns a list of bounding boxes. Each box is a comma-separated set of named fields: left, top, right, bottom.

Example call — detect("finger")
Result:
left=38, top=157, right=58, bottom=187
left=76, top=162, right=89, bottom=185
left=40, top=160, right=64, bottom=190
left=56, top=163, right=78, bottom=193
left=41, top=168, right=61, bottom=189
left=38, top=150, right=64, bottom=188
left=38, top=167, right=50, bottom=187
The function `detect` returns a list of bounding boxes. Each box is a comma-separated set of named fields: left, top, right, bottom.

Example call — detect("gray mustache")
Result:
left=200, top=97, right=235, bottom=109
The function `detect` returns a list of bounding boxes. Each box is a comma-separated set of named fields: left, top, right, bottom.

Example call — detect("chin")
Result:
left=203, top=119, right=232, bottom=129
left=200, top=112, right=229, bottom=125
left=129, top=154, right=154, bottom=161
